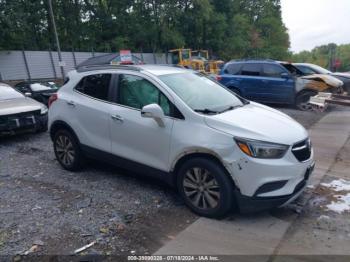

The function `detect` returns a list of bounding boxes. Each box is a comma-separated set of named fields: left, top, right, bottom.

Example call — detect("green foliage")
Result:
left=0, top=0, right=290, bottom=60
left=292, top=43, right=350, bottom=72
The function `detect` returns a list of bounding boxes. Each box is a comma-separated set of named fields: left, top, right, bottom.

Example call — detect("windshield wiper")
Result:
left=194, top=108, right=219, bottom=115
left=218, top=105, right=243, bottom=113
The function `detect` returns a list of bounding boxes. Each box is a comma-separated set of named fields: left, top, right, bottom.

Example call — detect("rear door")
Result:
left=239, top=63, right=264, bottom=100
left=261, top=63, right=295, bottom=103
left=68, top=73, right=114, bottom=152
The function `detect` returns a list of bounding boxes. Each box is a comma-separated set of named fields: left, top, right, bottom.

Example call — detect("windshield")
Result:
left=30, top=82, right=58, bottom=91
left=0, top=85, right=24, bottom=100
left=308, top=64, right=332, bottom=74
left=159, top=72, right=244, bottom=113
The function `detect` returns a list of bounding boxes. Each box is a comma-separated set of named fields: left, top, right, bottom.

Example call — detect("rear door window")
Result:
left=241, top=63, right=261, bottom=76
left=262, top=64, right=286, bottom=78
left=75, top=74, right=111, bottom=101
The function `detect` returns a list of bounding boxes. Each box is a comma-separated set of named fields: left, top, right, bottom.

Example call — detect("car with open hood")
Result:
left=293, top=63, right=350, bottom=93
left=48, top=63, right=314, bottom=218
left=0, top=83, right=48, bottom=136
left=217, top=59, right=343, bottom=110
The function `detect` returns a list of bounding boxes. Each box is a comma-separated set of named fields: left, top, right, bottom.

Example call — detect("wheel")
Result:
left=53, top=129, right=84, bottom=171
left=176, top=157, right=236, bottom=218
left=295, top=90, right=317, bottom=111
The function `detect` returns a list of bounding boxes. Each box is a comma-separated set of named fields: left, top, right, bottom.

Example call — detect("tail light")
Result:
left=215, top=75, right=222, bottom=81
left=48, top=93, right=58, bottom=107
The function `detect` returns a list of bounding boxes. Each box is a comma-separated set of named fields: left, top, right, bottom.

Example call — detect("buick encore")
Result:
left=48, top=64, right=314, bottom=217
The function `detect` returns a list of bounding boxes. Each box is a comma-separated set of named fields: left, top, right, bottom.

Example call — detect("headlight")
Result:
left=235, top=137, right=289, bottom=159
left=40, top=106, right=48, bottom=115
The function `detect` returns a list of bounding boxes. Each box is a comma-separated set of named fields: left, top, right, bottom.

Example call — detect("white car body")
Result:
left=49, top=65, right=314, bottom=215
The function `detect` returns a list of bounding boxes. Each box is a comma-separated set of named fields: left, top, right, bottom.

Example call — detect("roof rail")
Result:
left=76, top=64, right=142, bottom=73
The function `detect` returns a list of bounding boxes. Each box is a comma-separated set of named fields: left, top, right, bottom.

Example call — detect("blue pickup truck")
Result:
left=217, top=59, right=343, bottom=110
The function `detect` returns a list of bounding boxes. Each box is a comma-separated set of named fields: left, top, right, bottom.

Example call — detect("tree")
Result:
left=0, top=0, right=292, bottom=61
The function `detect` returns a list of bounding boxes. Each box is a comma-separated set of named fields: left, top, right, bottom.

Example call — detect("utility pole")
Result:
left=48, top=0, right=65, bottom=79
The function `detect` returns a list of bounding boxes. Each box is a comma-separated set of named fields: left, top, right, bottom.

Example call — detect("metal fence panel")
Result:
left=74, top=52, right=94, bottom=65
left=155, top=53, right=167, bottom=64
left=0, top=51, right=28, bottom=80
left=141, top=53, right=157, bottom=64
left=0, top=50, right=170, bottom=81
left=26, top=51, right=54, bottom=79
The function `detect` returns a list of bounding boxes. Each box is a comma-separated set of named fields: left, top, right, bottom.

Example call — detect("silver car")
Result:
left=0, top=83, right=48, bottom=136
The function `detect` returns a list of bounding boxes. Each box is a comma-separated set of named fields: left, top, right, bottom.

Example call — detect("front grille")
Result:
left=292, top=138, right=312, bottom=162
left=0, top=110, right=40, bottom=130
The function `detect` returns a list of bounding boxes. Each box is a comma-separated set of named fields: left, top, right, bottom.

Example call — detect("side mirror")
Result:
left=281, top=72, right=289, bottom=79
left=141, top=104, right=165, bottom=127
left=24, top=92, right=32, bottom=97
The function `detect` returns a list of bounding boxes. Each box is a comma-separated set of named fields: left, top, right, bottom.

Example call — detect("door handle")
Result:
left=111, top=114, right=124, bottom=122
left=66, top=100, right=76, bottom=106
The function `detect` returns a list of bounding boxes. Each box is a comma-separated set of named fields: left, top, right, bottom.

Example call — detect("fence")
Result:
left=0, top=50, right=170, bottom=81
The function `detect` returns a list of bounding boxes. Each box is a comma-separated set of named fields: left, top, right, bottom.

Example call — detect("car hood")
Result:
left=204, top=102, right=308, bottom=145
left=332, top=72, right=350, bottom=79
left=0, top=97, right=43, bottom=116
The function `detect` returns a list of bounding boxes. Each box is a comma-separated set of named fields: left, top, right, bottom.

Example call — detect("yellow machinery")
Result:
left=208, top=60, right=224, bottom=74
left=191, top=50, right=224, bottom=74
left=169, top=48, right=206, bottom=73
left=191, top=50, right=209, bottom=60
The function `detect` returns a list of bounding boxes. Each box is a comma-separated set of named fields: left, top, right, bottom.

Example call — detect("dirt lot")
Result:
left=0, top=105, right=330, bottom=257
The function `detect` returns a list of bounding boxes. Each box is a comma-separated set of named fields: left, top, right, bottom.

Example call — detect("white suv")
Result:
left=49, top=65, right=315, bottom=217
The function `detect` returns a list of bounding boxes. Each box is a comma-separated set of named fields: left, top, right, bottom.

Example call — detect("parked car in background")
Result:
left=14, top=81, right=59, bottom=105
left=49, top=64, right=314, bottom=217
left=217, top=59, right=343, bottom=110
left=293, top=63, right=350, bottom=93
left=0, top=83, right=48, bottom=136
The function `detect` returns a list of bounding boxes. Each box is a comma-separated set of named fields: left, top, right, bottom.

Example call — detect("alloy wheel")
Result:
left=55, top=135, right=75, bottom=166
left=183, top=167, right=220, bottom=209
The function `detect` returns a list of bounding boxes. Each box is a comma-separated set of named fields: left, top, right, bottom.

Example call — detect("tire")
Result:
left=176, top=157, right=236, bottom=218
left=53, top=129, right=85, bottom=171
left=295, top=90, right=317, bottom=111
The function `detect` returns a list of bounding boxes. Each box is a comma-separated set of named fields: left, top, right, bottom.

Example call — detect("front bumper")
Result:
left=0, top=112, right=47, bottom=136
left=235, top=161, right=315, bottom=213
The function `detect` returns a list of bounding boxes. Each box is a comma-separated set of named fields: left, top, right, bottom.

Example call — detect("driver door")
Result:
left=109, top=73, right=174, bottom=172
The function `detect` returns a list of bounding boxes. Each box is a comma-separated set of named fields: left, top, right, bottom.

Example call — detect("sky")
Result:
left=281, top=0, right=350, bottom=53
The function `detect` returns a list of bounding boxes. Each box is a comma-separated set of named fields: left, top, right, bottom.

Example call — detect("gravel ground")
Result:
left=0, top=105, right=332, bottom=257
left=0, top=133, right=196, bottom=257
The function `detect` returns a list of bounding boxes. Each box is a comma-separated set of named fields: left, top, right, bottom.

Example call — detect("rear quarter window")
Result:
left=75, top=74, right=111, bottom=101
left=225, top=63, right=242, bottom=75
